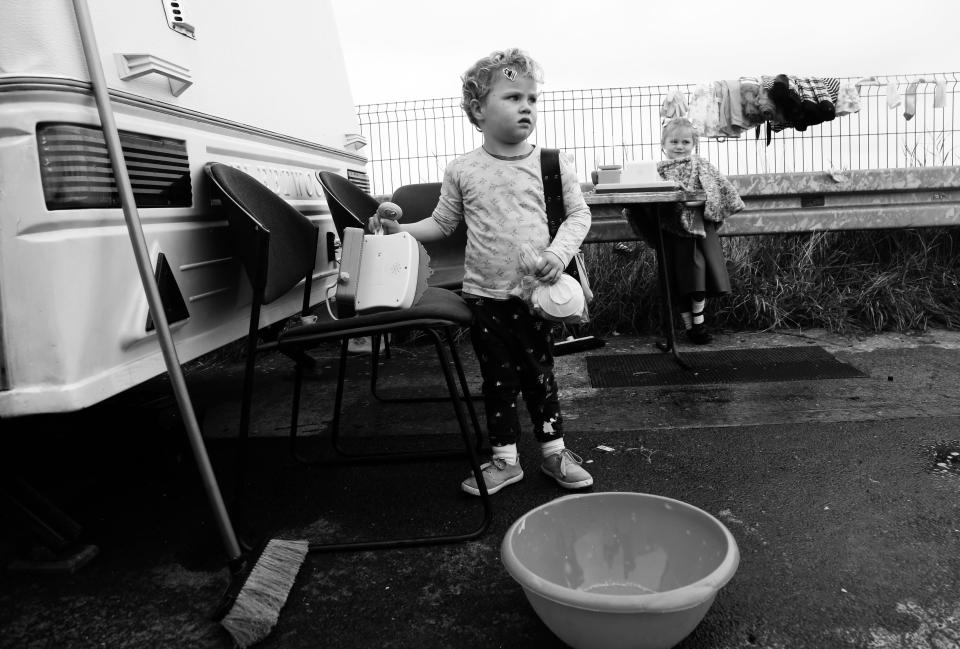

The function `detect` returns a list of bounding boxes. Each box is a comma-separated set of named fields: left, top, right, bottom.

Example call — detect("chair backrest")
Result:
left=317, top=171, right=379, bottom=238
left=390, top=182, right=466, bottom=290
left=205, top=162, right=318, bottom=304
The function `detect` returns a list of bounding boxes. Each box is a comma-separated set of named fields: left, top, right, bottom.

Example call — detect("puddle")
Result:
left=922, top=441, right=960, bottom=477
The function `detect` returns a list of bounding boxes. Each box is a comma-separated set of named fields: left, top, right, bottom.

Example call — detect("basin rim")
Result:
left=501, top=491, right=740, bottom=614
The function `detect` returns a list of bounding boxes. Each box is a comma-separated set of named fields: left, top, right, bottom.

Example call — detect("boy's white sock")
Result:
left=492, top=443, right=519, bottom=465
left=540, top=438, right=565, bottom=459
left=680, top=311, right=693, bottom=330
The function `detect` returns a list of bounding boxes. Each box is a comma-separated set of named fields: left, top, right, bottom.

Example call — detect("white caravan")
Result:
left=0, top=0, right=368, bottom=416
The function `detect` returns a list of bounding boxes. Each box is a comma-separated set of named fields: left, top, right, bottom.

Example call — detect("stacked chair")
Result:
left=205, top=163, right=490, bottom=551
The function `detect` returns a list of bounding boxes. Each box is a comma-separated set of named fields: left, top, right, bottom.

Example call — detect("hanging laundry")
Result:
left=900, top=77, right=946, bottom=121
left=886, top=82, right=901, bottom=108
left=739, top=76, right=765, bottom=126
left=934, top=80, right=946, bottom=108
left=718, top=80, right=748, bottom=137
left=769, top=74, right=806, bottom=129
left=691, top=73, right=860, bottom=145
left=688, top=82, right=721, bottom=137
left=823, top=78, right=841, bottom=104
left=758, top=76, right=786, bottom=125
left=767, top=74, right=838, bottom=131
left=795, top=76, right=836, bottom=126
left=835, top=82, right=861, bottom=116
left=903, top=82, right=919, bottom=120
left=727, top=79, right=756, bottom=131
left=660, top=89, right=688, bottom=122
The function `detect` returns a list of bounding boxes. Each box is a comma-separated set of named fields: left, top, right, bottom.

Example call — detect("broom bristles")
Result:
left=220, top=538, right=309, bottom=648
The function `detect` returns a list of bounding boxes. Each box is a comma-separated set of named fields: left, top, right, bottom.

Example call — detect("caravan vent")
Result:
left=347, top=169, right=370, bottom=193
left=37, top=124, right=192, bottom=210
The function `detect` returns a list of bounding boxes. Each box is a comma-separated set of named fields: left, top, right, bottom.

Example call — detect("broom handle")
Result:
left=71, top=0, right=242, bottom=561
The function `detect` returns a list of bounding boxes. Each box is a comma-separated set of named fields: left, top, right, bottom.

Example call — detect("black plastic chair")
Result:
left=319, top=173, right=484, bottom=412
left=382, top=182, right=489, bottom=411
left=389, top=182, right=467, bottom=290
left=205, top=162, right=491, bottom=551
left=316, top=170, right=371, bottom=237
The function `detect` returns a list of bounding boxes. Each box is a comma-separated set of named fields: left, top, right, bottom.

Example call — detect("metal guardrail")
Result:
left=584, top=165, right=960, bottom=241
left=726, top=165, right=960, bottom=235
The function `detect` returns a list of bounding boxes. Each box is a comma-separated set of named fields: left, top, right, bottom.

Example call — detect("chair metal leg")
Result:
left=279, top=348, right=316, bottom=370
left=328, top=333, right=478, bottom=462
left=307, top=327, right=492, bottom=552
left=233, top=302, right=264, bottom=508
left=286, top=337, right=349, bottom=465
left=288, top=351, right=325, bottom=464
left=369, top=328, right=485, bottom=405
left=363, top=326, right=487, bottom=454
left=444, top=327, right=487, bottom=455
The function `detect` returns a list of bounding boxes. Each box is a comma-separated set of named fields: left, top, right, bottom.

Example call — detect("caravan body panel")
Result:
left=0, top=0, right=367, bottom=416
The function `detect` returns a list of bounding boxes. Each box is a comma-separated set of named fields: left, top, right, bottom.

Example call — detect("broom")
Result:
left=70, top=1, right=306, bottom=645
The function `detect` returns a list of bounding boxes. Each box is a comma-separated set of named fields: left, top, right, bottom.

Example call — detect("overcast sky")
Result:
left=330, top=0, right=958, bottom=105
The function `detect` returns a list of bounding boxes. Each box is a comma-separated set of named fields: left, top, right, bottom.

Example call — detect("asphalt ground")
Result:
left=1, top=328, right=959, bottom=649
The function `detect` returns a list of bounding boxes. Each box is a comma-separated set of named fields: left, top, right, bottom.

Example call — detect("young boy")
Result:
left=371, top=48, right=593, bottom=495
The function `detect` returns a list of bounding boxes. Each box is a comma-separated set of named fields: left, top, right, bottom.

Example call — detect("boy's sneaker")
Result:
left=687, top=323, right=713, bottom=345
left=461, top=458, right=523, bottom=496
left=541, top=449, right=593, bottom=490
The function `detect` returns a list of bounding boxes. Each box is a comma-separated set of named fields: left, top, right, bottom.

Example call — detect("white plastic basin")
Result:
left=501, top=492, right=740, bottom=649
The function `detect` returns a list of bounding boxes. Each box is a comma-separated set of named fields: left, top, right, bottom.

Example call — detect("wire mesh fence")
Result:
left=357, top=72, right=959, bottom=196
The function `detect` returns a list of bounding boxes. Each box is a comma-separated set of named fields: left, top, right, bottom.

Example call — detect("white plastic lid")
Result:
left=532, top=274, right=585, bottom=319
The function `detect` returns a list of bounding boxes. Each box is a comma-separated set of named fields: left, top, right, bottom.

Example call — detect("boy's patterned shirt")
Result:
left=432, top=145, right=590, bottom=300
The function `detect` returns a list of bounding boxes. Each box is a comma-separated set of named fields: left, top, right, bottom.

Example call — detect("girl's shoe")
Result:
left=687, top=323, right=713, bottom=345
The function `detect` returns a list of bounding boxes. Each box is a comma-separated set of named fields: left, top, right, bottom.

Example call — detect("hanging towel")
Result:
left=656, top=155, right=744, bottom=237
left=719, top=80, right=746, bottom=137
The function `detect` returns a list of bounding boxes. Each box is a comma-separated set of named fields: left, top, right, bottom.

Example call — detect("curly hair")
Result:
left=660, top=117, right=699, bottom=146
left=460, top=48, right=543, bottom=129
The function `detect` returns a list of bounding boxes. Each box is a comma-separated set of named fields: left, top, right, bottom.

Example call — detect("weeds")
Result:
left=581, top=227, right=960, bottom=336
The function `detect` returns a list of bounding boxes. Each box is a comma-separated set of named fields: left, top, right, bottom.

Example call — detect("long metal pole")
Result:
left=71, top=0, right=242, bottom=561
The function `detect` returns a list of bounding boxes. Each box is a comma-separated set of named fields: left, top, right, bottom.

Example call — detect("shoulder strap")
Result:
left=540, top=148, right=580, bottom=281
left=540, top=148, right=564, bottom=239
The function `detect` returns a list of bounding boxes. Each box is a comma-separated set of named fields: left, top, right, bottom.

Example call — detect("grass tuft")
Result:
left=580, top=227, right=960, bottom=336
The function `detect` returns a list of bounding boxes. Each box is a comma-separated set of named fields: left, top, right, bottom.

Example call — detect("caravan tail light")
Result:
left=37, top=123, right=192, bottom=210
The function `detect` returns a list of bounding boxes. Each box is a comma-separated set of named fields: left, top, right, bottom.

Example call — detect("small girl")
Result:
left=654, top=117, right=744, bottom=344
